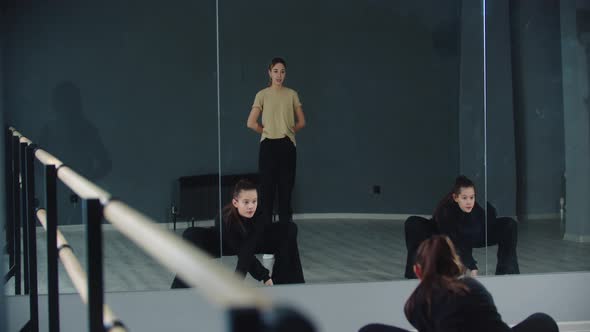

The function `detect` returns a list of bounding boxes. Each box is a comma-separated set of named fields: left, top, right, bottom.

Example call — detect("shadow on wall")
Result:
left=38, top=81, right=112, bottom=181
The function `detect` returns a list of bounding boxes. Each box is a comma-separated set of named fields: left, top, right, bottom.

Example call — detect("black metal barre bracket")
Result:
left=4, top=127, right=15, bottom=285
left=24, top=143, right=39, bottom=332
left=83, top=198, right=105, bottom=332
left=54, top=163, right=67, bottom=171
left=20, top=142, right=30, bottom=295
left=44, top=163, right=60, bottom=332
left=56, top=244, right=73, bottom=253
left=9, top=135, right=22, bottom=296
left=11, top=134, right=21, bottom=295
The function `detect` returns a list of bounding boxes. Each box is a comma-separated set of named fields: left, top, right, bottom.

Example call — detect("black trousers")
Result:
left=257, top=221, right=305, bottom=284
left=511, top=313, right=559, bottom=332
left=358, top=324, right=409, bottom=332
left=171, top=222, right=304, bottom=288
left=404, top=216, right=520, bottom=278
left=259, top=137, right=296, bottom=224
left=358, top=312, right=558, bottom=332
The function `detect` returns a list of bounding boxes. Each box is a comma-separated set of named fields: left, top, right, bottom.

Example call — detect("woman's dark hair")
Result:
left=268, top=57, right=287, bottom=70
left=268, top=57, right=287, bottom=86
left=404, top=235, right=469, bottom=319
left=222, top=179, right=258, bottom=232
left=433, top=175, right=475, bottom=222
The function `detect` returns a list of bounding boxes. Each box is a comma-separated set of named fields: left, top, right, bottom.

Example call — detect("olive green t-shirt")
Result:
left=252, top=87, right=302, bottom=145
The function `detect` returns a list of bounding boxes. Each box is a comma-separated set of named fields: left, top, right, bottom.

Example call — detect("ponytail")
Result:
left=404, top=235, right=469, bottom=319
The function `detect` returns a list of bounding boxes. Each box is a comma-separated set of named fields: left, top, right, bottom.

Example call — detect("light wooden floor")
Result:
left=4, top=218, right=590, bottom=295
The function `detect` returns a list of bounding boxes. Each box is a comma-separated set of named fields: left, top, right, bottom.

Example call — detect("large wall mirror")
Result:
left=217, top=0, right=487, bottom=284
left=484, top=0, right=590, bottom=276
left=4, top=0, right=588, bottom=301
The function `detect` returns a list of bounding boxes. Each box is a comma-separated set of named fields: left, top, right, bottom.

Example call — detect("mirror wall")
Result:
left=484, top=0, right=590, bottom=276
left=217, top=0, right=486, bottom=283
left=4, top=0, right=590, bottom=298
left=218, top=0, right=590, bottom=284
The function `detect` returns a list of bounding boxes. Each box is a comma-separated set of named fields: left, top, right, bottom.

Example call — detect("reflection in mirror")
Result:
left=479, top=0, right=521, bottom=277
left=484, top=0, right=590, bottom=276
left=218, top=0, right=486, bottom=284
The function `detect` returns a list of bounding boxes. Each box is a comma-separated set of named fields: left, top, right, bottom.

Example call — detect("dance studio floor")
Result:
left=4, top=217, right=590, bottom=295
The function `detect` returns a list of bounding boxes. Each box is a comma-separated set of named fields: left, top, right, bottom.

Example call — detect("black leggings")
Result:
left=170, top=222, right=304, bottom=288
left=359, top=313, right=559, bottom=332
left=259, top=137, right=296, bottom=224
left=255, top=221, right=305, bottom=284
left=404, top=216, right=519, bottom=278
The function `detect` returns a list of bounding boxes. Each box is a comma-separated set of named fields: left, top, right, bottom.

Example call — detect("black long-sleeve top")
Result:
left=407, top=277, right=511, bottom=332
left=434, top=201, right=497, bottom=270
left=221, top=214, right=271, bottom=283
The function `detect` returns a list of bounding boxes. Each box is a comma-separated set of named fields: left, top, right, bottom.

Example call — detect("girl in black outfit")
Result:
left=359, top=235, right=558, bottom=332
left=405, top=176, right=519, bottom=278
left=222, top=179, right=305, bottom=285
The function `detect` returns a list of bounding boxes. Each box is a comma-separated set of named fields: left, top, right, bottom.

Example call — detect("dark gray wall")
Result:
left=4, top=1, right=219, bottom=223
left=457, top=0, right=487, bottom=209
left=510, top=0, right=565, bottom=217
left=219, top=0, right=461, bottom=214
left=4, top=0, right=489, bottom=219
left=458, top=0, right=518, bottom=217
left=486, top=0, right=517, bottom=216
left=0, top=4, right=7, bottom=330
left=4, top=2, right=574, bottom=225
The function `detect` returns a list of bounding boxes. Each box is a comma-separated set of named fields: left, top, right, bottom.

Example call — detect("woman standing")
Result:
left=247, top=57, right=306, bottom=226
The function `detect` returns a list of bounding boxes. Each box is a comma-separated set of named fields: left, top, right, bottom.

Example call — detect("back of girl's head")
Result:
left=405, top=235, right=468, bottom=318
left=415, top=235, right=465, bottom=280
left=269, top=57, right=287, bottom=70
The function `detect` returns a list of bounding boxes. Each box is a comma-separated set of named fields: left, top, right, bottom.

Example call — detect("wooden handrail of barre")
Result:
left=36, top=209, right=126, bottom=332
left=102, top=201, right=273, bottom=310
left=34, top=148, right=110, bottom=204
left=57, top=166, right=111, bottom=204
left=34, top=149, right=63, bottom=168
left=10, top=128, right=22, bottom=138
left=12, top=130, right=63, bottom=167
left=19, top=136, right=32, bottom=145
left=11, top=129, right=32, bottom=145
left=15, top=127, right=271, bottom=311
left=14, top=129, right=108, bottom=203
left=12, top=129, right=109, bottom=203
